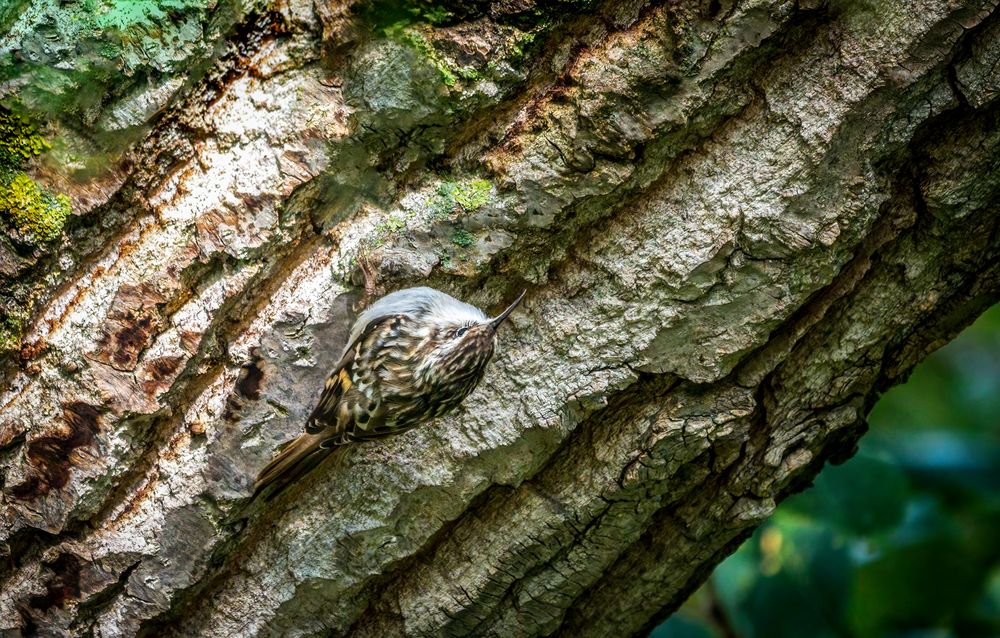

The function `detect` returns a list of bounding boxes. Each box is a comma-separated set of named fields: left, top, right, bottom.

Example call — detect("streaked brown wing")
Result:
left=255, top=314, right=407, bottom=498
left=303, top=314, right=400, bottom=443
left=304, top=363, right=353, bottom=435
left=306, top=362, right=354, bottom=434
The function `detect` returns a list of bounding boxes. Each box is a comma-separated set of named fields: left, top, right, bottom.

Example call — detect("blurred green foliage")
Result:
left=654, top=303, right=1000, bottom=638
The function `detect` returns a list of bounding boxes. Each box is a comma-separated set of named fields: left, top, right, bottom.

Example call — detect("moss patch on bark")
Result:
left=0, top=110, right=71, bottom=244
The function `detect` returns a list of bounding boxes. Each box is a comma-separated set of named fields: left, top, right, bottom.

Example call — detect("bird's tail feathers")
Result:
left=253, top=432, right=337, bottom=500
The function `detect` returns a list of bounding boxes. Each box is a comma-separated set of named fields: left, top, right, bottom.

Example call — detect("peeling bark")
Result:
left=2, top=0, right=1000, bottom=636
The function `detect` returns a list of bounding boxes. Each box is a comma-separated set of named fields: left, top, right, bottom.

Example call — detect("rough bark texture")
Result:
left=2, top=0, right=1000, bottom=636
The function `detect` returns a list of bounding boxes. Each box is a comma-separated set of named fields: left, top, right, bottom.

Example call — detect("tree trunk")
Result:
left=2, top=1, right=999, bottom=636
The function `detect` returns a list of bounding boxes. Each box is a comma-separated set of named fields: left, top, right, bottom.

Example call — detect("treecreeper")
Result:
left=253, top=287, right=527, bottom=498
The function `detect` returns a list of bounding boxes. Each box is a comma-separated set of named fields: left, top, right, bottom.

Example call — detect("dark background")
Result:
left=654, top=303, right=1000, bottom=638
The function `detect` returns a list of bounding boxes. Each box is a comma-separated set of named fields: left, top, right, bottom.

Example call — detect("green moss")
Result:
left=433, top=178, right=493, bottom=217
left=0, top=110, right=50, bottom=166
left=508, top=29, right=537, bottom=63
left=0, top=172, right=72, bottom=243
left=0, top=308, right=26, bottom=352
left=428, top=184, right=454, bottom=218
left=364, top=0, right=454, bottom=31
left=3, top=0, right=240, bottom=137
left=382, top=21, right=482, bottom=88
left=0, top=110, right=72, bottom=243
left=452, top=179, right=492, bottom=210
left=0, top=0, right=30, bottom=42
left=368, top=213, right=409, bottom=247
left=376, top=214, right=407, bottom=236
left=451, top=228, right=475, bottom=247
left=386, top=26, right=459, bottom=86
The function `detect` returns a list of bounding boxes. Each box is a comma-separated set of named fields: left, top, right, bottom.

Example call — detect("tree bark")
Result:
left=2, top=0, right=1000, bottom=636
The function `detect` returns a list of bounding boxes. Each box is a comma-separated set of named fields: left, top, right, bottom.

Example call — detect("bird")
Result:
left=253, top=286, right=526, bottom=499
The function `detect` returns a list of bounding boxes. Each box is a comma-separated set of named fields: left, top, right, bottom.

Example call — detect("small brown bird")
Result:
left=253, top=286, right=526, bottom=498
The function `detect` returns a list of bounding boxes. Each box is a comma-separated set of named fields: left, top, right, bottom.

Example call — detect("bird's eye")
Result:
left=456, top=326, right=469, bottom=337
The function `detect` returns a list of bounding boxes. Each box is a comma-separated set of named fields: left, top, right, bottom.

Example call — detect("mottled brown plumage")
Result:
left=253, top=287, right=525, bottom=498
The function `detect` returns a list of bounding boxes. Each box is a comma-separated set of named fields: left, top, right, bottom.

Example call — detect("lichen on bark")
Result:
left=0, top=108, right=70, bottom=244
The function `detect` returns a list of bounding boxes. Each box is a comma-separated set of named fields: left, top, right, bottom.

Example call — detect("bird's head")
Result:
left=424, top=290, right=526, bottom=385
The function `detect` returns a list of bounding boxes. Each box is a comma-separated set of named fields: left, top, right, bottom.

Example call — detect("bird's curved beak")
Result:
left=489, top=289, right=527, bottom=331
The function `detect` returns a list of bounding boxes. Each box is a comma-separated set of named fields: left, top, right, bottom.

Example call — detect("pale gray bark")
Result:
left=2, top=1, right=1000, bottom=637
